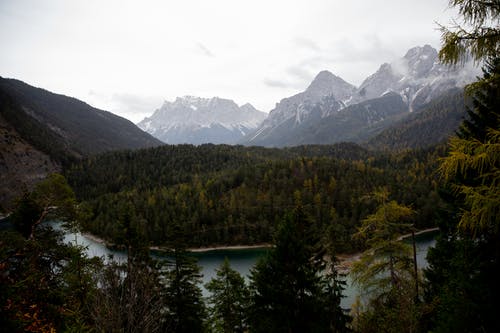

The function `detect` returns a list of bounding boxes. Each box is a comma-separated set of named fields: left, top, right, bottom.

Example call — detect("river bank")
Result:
left=53, top=222, right=437, bottom=309
left=77, top=226, right=438, bottom=274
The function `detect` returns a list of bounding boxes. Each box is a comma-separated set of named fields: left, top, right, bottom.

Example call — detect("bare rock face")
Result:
left=138, top=96, right=267, bottom=145
left=242, top=45, right=478, bottom=147
left=244, top=71, right=355, bottom=146
left=0, top=113, right=60, bottom=210
left=355, top=45, right=478, bottom=111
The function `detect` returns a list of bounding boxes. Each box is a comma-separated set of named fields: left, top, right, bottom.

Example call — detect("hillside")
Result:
left=66, top=143, right=445, bottom=250
left=242, top=45, right=476, bottom=147
left=0, top=77, right=162, bottom=158
left=367, top=88, right=467, bottom=150
left=0, top=77, right=162, bottom=209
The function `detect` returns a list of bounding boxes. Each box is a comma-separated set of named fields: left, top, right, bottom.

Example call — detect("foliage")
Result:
left=248, top=207, right=350, bottom=333
left=162, top=224, right=207, bottom=333
left=439, top=0, right=500, bottom=64
left=91, top=259, right=165, bottom=333
left=67, top=144, right=445, bottom=252
left=10, top=173, right=76, bottom=240
left=350, top=188, right=419, bottom=333
left=205, top=258, right=250, bottom=333
left=439, top=58, right=500, bottom=233
left=0, top=225, right=100, bottom=332
left=424, top=5, right=500, bottom=329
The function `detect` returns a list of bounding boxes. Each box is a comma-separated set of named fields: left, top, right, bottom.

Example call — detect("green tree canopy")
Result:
left=11, top=173, right=76, bottom=240
left=205, top=258, right=250, bottom=333
left=249, top=208, right=349, bottom=333
left=439, top=0, right=500, bottom=64
left=350, top=188, right=418, bottom=333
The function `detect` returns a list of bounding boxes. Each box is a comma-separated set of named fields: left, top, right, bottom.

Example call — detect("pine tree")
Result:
left=424, top=1, right=500, bottom=328
left=424, top=58, right=500, bottom=332
left=162, top=223, right=206, bottom=333
left=350, top=188, right=418, bottom=333
left=439, top=0, right=500, bottom=65
left=248, top=206, right=349, bottom=333
left=205, top=258, right=249, bottom=333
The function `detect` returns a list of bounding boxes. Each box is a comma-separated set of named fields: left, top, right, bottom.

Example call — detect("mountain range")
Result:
left=138, top=96, right=267, bottom=144
left=0, top=44, right=478, bottom=209
left=242, top=45, right=477, bottom=147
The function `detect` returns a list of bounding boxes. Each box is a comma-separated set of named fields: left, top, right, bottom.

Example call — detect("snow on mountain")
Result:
left=354, top=44, right=479, bottom=111
left=242, top=45, right=478, bottom=147
left=137, top=96, right=267, bottom=144
left=245, top=71, right=355, bottom=144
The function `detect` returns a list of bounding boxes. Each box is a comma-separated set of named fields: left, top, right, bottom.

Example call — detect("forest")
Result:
left=1, top=1, right=499, bottom=332
left=66, top=143, right=444, bottom=252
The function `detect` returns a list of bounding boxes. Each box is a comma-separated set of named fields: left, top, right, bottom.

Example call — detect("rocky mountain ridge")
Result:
left=138, top=96, right=267, bottom=144
left=242, top=45, right=478, bottom=147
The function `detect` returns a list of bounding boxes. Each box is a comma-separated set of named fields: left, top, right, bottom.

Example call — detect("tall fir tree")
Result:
left=205, top=257, right=250, bottom=333
left=248, top=203, right=349, bottom=333
left=424, top=58, right=500, bottom=333
left=350, top=188, right=419, bottom=333
left=424, top=0, right=500, bottom=330
left=162, top=222, right=207, bottom=333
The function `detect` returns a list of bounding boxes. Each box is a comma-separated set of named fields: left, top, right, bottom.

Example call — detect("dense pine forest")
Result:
left=1, top=1, right=499, bottom=332
left=66, top=143, right=444, bottom=252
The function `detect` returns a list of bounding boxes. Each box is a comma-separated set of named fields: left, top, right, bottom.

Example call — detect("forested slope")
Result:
left=367, top=88, right=467, bottom=150
left=67, top=143, right=446, bottom=251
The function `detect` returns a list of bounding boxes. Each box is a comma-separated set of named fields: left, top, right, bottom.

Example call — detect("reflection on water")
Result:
left=49, top=222, right=436, bottom=309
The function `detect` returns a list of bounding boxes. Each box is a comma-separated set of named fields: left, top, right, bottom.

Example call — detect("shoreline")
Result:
left=80, top=230, right=273, bottom=253
left=78, top=230, right=361, bottom=272
left=81, top=231, right=111, bottom=246
left=187, top=244, right=272, bottom=253
left=398, top=227, right=439, bottom=241
left=77, top=227, right=439, bottom=272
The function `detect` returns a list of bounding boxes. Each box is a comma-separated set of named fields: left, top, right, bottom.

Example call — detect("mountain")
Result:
left=242, top=45, right=477, bottom=147
left=297, top=92, right=409, bottom=145
left=243, top=71, right=356, bottom=146
left=353, top=45, right=476, bottom=111
left=138, top=96, right=267, bottom=145
left=366, top=88, right=467, bottom=150
left=0, top=77, right=162, bottom=209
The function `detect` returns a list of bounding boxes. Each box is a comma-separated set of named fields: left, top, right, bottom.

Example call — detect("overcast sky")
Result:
left=0, top=0, right=458, bottom=122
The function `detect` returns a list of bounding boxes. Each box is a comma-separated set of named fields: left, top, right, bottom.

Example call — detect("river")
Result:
left=50, top=222, right=437, bottom=309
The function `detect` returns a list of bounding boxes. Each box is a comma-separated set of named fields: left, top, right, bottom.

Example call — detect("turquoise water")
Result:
left=50, top=222, right=436, bottom=309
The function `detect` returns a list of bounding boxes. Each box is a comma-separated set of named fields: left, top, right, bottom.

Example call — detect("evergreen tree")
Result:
left=439, top=0, right=500, bottom=64
left=248, top=206, right=349, bottom=333
left=424, top=58, right=500, bottom=332
left=10, top=173, right=76, bottom=240
left=424, top=2, right=500, bottom=328
left=350, top=188, right=418, bottom=333
left=205, top=258, right=250, bottom=333
left=1, top=217, right=99, bottom=331
left=91, top=205, right=165, bottom=333
left=162, top=223, right=207, bottom=333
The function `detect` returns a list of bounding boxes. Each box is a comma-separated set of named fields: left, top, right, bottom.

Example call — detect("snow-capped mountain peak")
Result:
left=137, top=96, right=267, bottom=145
left=305, top=70, right=356, bottom=100
left=355, top=44, right=479, bottom=110
left=242, top=44, right=478, bottom=147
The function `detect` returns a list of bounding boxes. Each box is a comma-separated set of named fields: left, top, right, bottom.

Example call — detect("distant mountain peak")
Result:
left=242, top=44, right=478, bottom=147
left=305, top=70, right=356, bottom=100
left=138, top=95, right=267, bottom=145
left=404, top=44, right=436, bottom=59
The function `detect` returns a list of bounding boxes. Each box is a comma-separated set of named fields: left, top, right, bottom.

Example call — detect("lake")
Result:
left=50, top=222, right=437, bottom=309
